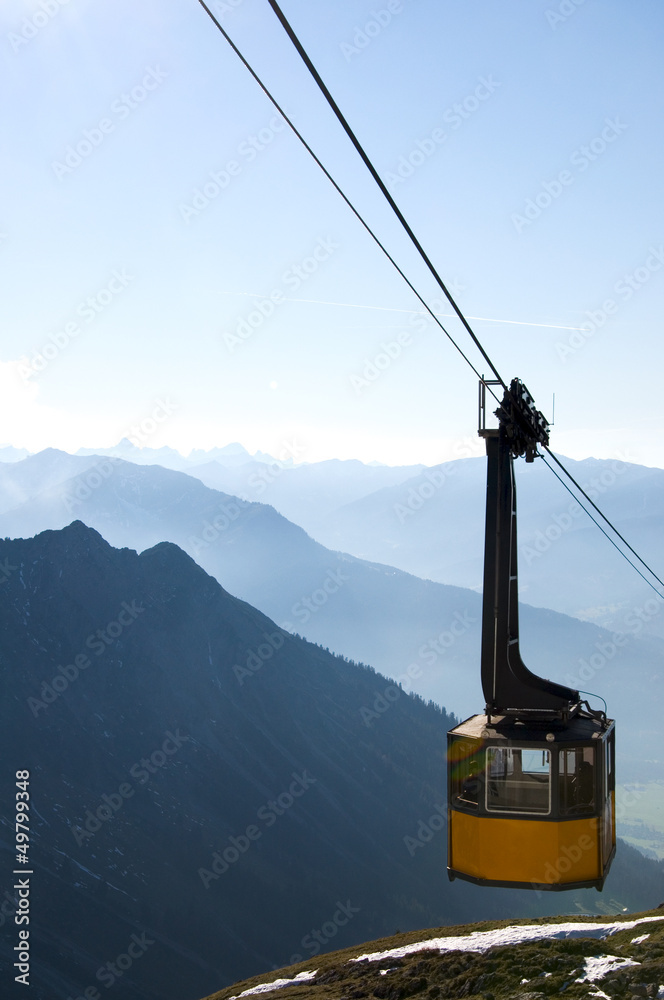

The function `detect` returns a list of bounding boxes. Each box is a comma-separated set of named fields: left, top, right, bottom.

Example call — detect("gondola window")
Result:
left=486, top=747, right=551, bottom=814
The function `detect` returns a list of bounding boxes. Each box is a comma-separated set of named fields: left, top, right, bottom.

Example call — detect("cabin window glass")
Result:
left=558, top=747, right=595, bottom=815
left=449, top=738, right=483, bottom=811
left=485, top=747, right=551, bottom=814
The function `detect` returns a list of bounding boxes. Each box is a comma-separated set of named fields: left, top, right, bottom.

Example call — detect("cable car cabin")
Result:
left=447, top=379, right=616, bottom=891
left=448, top=712, right=615, bottom=890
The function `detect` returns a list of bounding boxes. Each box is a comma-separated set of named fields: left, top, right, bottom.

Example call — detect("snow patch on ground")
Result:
left=227, top=915, right=664, bottom=997
left=575, top=955, right=640, bottom=982
left=351, top=916, right=664, bottom=964
left=228, top=970, right=317, bottom=998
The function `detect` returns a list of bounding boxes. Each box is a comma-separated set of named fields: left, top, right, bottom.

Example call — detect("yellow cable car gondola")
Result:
left=447, top=379, right=615, bottom=891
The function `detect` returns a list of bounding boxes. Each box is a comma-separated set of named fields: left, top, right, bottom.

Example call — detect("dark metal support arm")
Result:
left=479, top=384, right=580, bottom=718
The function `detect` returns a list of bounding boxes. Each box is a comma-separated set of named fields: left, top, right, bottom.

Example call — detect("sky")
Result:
left=2, top=0, right=663, bottom=468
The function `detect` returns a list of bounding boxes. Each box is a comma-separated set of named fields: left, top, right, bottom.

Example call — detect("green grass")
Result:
left=199, top=910, right=664, bottom=1000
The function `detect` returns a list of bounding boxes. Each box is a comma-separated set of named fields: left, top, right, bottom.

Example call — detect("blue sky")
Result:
left=1, top=0, right=663, bottom=467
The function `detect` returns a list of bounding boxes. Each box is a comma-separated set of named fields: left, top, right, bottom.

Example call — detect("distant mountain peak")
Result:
left=215, top=442, right=250, bottom=456
left=27, top=519, right=118, bottom=560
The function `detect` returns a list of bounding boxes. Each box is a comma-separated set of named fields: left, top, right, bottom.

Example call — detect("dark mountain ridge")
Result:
left=2, top=523, right=663, bottom=999
left=1, top=451, right=661, bottom=788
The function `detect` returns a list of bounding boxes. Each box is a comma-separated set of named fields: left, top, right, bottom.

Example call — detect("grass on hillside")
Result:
left=199, top=909, right=664, bottom=1000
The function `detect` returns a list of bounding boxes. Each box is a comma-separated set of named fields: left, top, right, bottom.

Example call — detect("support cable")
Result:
left=543, top=445, right=664, bottom=592
left=540, top=451, right=664, bottom=600
left=261, top=0, right=664, bottom=599
left=195, top=0, right=497, bottom=399
left=263, top=0, right=506, bottom=390
left=195, top=0, right=664, bottom=600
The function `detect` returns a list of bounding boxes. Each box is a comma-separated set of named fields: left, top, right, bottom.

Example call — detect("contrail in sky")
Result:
left=223, top=292, right=585, bottom=331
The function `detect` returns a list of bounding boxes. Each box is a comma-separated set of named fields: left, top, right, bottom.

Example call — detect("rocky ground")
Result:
left=200, top=909, right=664, bottom=1000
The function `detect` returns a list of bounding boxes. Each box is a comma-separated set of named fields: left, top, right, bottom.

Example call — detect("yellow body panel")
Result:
left=449, top=809, right=602, bottom=886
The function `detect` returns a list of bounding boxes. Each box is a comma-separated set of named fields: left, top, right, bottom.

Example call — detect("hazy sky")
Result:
left=2, top=0, right=663, bottom=467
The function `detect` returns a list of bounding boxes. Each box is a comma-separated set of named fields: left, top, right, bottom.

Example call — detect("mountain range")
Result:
left=0, top=448, right=661, bottom=794
left=308, top=454, right=664, bottom=638
left=11, top=441, right=659, bottom=643
left=6, top=443, right=663, bottom=635
left=2, top=522, right=664, bottom=1000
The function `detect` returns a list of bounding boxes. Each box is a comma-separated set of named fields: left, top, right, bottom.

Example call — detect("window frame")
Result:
left=485, top=746, right=552, bottom=816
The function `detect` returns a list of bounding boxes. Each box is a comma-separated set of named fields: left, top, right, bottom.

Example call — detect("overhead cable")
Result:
left=263, top=0, right=506, bottom=391
left=543, top=446, right=664, bottom=593
left=195, top=0, right=663, bottom=599
left=195, top=0, right=494, bottom=395
left=258, top=0, right=664, bottom=598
